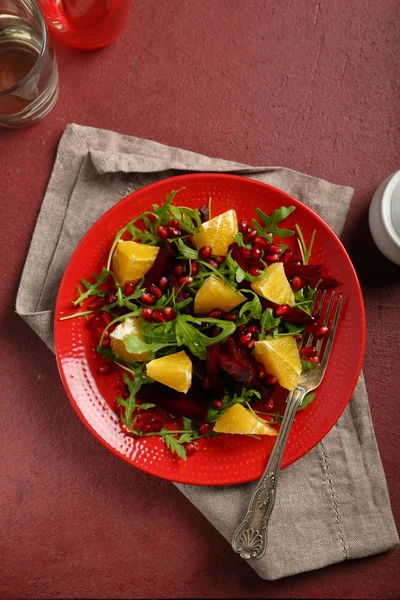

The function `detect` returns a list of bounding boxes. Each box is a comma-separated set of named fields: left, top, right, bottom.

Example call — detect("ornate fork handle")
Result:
left=232, top=385, right=306, bottom=560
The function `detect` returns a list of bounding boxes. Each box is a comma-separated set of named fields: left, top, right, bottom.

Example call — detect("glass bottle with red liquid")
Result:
left=37, top=0, right=130, bottom=49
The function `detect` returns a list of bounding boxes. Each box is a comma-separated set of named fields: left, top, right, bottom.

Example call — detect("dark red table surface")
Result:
left=1, top=1, right=399, bottom=598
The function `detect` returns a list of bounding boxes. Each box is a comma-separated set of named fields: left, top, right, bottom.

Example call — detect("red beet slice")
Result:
left=284, top=264, right=322, bottom=279
left=144, top=241, right=175, bottom=285
left=206, top=344, right=224, bottom=398
left=199, top=204, right=209, bottom=223
left=138, top=384, right=209, bottom=421
left=282, top=308, right=315, bottom=326
left=218, top=352, right=254, bottom=385
left=318, top=277, right=339, bottom=290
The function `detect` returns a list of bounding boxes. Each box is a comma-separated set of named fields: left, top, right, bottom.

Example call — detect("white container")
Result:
left=369, top=170, right=400, bottom=266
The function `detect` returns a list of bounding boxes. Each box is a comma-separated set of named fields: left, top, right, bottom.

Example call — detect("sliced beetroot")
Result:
left=138, top=384, right=209, bottom=421
left=218, top=352, right=254, bottom=385
left=318, top=277, right=339, bottom=290
left=284, top=264, right=322, bottom=279
left=206, top=344, right=224, bottom=398
left=282, top=307, right=315, bottom=326
left=199, top=204, right=209, bottom=223
left=224, top=337, right=248, bottom=363
left=144, top=241, right=175, bottom=285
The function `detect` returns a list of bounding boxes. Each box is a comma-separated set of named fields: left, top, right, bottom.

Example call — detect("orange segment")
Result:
left=194, top=275, right=245, bottom=315
left=251, top=262, right=295, bottom=306
left=194, top=209, right=238, bottom=256
left=254, top=337, right=301, bottom=390
left=214, top=403, right=278, bottom=436
left=146, top=350, right=192, bottom=393
left=112, top=240, right=159, bottom=285
left=110, top=317, right=151, bottom=363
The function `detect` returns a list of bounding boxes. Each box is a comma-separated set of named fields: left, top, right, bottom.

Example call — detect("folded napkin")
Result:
left=16, top=124, right=399, bottom=580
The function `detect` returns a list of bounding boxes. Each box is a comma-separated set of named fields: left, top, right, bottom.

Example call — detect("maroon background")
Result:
left=1, top=1, right=399, bottom=598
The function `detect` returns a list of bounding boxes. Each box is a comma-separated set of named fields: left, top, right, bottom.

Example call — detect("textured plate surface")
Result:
left=54, top=174, right=365, bottom=486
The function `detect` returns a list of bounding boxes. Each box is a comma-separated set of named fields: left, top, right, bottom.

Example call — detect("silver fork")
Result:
left=232, top=291, right=343, bottom=560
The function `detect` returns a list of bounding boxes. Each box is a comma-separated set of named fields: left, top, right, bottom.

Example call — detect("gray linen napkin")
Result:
left=16, top=124, right=399, bottom=580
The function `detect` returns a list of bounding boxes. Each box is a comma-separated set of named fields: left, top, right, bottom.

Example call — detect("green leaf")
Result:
left=118, top=370, right=154, bottom=428
left=174, top=315, right=236, bottom=359
left=232, top=232, right=251, bottom=249
left=124, top=335, right=174, bottom=355
left=253, top=206, right=296, bottom=237
left=175, top=238, right=199, bottom=259
left=72, top=267, right=110, bottom=307
left=298, top=392, right=316, bottom=410
left=153, top=188, right=184, bottom=228
left=207, top=388, right=260, bottom=423
left=301, top=359, right=318, bottom=373
left=260, top=308, right=281, bottom=337
left=161, top=433, right=188, bottom=460
left=295, top=225, right=316, bottom=265
left=238, top=291, right=262, bottom=325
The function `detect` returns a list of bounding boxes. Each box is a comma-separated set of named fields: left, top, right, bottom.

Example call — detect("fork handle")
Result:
left=232, top=385, right=306, bottom=560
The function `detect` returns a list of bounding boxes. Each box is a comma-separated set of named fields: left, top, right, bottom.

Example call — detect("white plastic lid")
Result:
left=383, top=170, right=400, bottom=248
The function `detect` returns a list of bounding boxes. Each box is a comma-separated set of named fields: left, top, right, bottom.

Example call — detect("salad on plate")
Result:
left=60, top=189, right=338, bottom=460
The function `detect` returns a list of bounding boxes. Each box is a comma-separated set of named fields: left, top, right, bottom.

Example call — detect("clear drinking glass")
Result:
left=0, top=0, right=59, bottom=128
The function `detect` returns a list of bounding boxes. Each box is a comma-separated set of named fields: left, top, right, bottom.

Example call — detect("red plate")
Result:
left=54, top=174, right=365, bottom=485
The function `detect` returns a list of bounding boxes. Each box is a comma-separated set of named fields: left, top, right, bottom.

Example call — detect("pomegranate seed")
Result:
left=207, top=259, right=219, bottom=269
left=247, top=324, right=259, bottom=335
left=237, top=325, right=247, bottom=335
left=141, top=307, right=153, bottom=322
left=270, top=244, right=282, bottom=254
left=240, top=248, right=252, bottom=260
left=249, top=267, right=261, bottom=277
left=123, top=282, right=136, bottom=296
left=88, top=296, right=105, bottom=310
left=100, top=311, right=112, bottom=326
left=247, top=339, right=255, bottom=351
left=308, top=356, right=320, bottom=364
left=208, top=308, right=224, bottom=319
left=281, top=249, right=294, bottom=264
left=199, top=423, right=211, bottom=436
left=266, top=254, right=280, bottom=263
left=246, top=229, right=258, bottom=242
left=152, top=310, right=166, bottom=323
left=168, top=413, right=178, bottom=420
left=239, top=219, right=249, bottom=233
left=266, top=398, right=274, bottom=410
left=142, top=420, right=164, bottom=433
left=134, top=238, right=142, bottom=243
left=167, top=226, right=181, bottom=238
left=300, top=346, right=317, bottom=357
left=178, top=276, right=193, bottom=286
left=251, top=246, right=262, bottom=260
left=212, top=399, right=223, bottom=409
left=157, top=225, right=168, bottom=240
left=168, top=219, right=181, bottom=229
left=294, top=334, right=303, bottom=341
left=223, top=312, right=237, bottom=321
left=185, top=442, right=198, bottom=456
left=199, top=245, right=212, bottom=260
left=255, top=236, right=270, bottom=250
left=148, top=284, right=162, bottom=299
left=101, top=337, right=111, bottom=347
left=191, top=261, right=199, bottom=276
left=257, top=363, right=266, bottom=378
left=215, top=256, right=225, bottom=266
left=158, top=276, right=169, bottom=290
left=203, top=377, right=210, bottom=390
left=141, top=292, right=155, bottom=305
left=292, top=276, right=303, bottom=292
left=97, top=361, right=114, bottom=375
left=239, top=332, right=252, bottom=346
left=266, top=374, right=278, bottom=385
left=305, top=319, right=318, bottom=334
left=162, top=306, right=175, bottom=321
left=315, top=325, right=330, bottom=339
left=174, top=264, right=185, bottom=276
left=274, top=304, right=290, bottom=317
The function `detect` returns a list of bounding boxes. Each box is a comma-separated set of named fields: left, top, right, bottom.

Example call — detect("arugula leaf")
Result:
left=273, top=321, right=305, bottom=337
left=295, top=225, right=316, bottom=265
left=225, top=253, right=266, bottom=284
left=153, top=188, right=184, bottom=228
left=161, top=432, right=188, bottom=460
left=118, top=371, right=154, bottom=429
left=73, top=268, right=110, bottom=307
left=140, top=320, right=178, bottom=345
left=124, top=336, right=175, bottom=355
left=175, top=315, right=236, bottom=359
left=207, top=388, right=260, bottom=422
left=260, top=308, right=281, bottom=337
left=298, top=392, right=316, bottom=410
left=126, top=222, right=159, bottom=244
left=238, top=291, right=262, bottom=325
left=175, top=238, right=199, bottom=259
left=252, top=206, right=296, bottom=238
left=233, top=232, right=251, bottom=249
left=301, top=359, right=318, bottom=373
